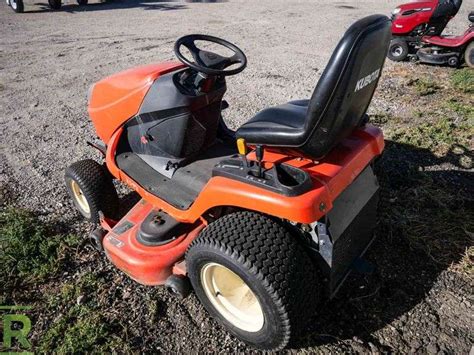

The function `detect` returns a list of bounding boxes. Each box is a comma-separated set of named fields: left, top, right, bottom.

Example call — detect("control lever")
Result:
left=255, top=145, right=264, bottom=178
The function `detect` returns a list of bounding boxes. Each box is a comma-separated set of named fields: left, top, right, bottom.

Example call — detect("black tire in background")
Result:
left=186, top=211, right=321, bottom=350
left=48, top=0, right=61, bottom=9
left=65, top=159, right=119, bottom=223
left=77, top=0, right=88, bottom=5
left=10, top=0, right=24, bottom=12
left=464, top=42, right=474, bottom=68
left=447, top=56, right=460, bottom=68
left=387, top=38, right=409, bottom=62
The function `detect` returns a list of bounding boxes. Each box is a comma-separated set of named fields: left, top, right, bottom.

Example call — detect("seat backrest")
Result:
left=299, top=15, right=391, bottom=159
left=429, top=0, right=462, bottom=35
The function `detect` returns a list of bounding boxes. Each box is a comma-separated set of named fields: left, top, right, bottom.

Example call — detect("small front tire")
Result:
left=65, top=159, right=119, bottom=223
left=10, top=0, right=24, bottom=12
left=387, top=39, right=409, bottom=62
left=447, top=56, right=459, bottom=68
left=48, top=0, right=61, bottom=10
left=186, top=211, right=321, bottom=350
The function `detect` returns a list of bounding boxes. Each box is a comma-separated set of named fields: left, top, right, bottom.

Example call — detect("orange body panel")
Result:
left=88, top=61, right=185, bottom=142
left=102, top=199, right=205, bottom=285
left=105, top=124, right=384, bottom=225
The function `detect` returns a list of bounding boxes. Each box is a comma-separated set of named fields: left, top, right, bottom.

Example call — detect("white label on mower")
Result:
left=107, top=235, right=124, bottom=248
left=354, top=69, right=381, bottom=92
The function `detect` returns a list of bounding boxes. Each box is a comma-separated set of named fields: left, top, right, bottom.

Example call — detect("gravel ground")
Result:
left=1, top=0, right=473, bottom=353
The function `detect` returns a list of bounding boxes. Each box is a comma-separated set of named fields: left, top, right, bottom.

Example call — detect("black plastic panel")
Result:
left=213, top=157, right=313, bottom=196
left=116, top=141, right=236, bottom=210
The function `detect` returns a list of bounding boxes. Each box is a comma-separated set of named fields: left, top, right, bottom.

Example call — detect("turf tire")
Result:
left=65, top=159, right=119, bottom=223
left=186, top=211, right=321, bottom=350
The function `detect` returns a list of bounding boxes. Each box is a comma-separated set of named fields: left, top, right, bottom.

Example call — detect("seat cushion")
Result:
left=236, top=100, right=309, bottom=146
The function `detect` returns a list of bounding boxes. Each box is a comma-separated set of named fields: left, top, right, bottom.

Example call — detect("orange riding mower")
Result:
left=65, top=15, right=391, bottom=350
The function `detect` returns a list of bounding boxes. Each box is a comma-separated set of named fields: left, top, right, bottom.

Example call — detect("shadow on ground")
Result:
left=292, top=139, right=473, bottom=350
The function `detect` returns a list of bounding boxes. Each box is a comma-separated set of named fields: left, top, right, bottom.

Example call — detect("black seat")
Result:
left=236, top=15, right=391, bottom=159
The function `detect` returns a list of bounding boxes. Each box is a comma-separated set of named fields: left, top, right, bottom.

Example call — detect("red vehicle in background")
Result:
left=388, top=0, right=474, bottom=67
left=6, top=0, right=88, bottom=13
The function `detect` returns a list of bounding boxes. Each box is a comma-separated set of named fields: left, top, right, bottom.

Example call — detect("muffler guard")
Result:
left=311, top=165, right=379, bottom=296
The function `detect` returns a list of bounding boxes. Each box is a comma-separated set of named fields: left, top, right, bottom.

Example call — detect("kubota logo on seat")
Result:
left=354, top=69, right=381, bottom=92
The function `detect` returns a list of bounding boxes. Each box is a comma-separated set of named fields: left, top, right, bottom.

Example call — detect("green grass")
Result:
left=444, top=98, right=474, bottom=122
left=37, top=304, right=130, bottom=354
left=407, top=77, right=440, bottom=96
left=0, top=208, right=80, bottom=288
left=390, top=115, right=472, bottom=155
left=40, top=272, right=132, bottom=353
left=378, top=166, right=474, bottom=273
left=451, top=68, right=474, bottom=94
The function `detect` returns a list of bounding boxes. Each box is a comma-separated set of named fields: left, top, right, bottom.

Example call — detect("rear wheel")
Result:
left=65, top=159, right=119, bottom=223
left=186, top=211, right=321, bottom=350
left=464, top=42, right=474, bottom=68
left=48, top=0, right=61, bottom=10
left=10, top=0, right=24, bottom=12
left=388, top=39, right=409, bottom=62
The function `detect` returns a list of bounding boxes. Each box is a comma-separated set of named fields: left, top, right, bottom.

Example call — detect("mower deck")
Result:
left=116, top=140, right=236, bottom=209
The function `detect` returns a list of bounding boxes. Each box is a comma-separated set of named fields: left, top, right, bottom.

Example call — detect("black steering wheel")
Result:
left=174, top=34, right=247, bottom=76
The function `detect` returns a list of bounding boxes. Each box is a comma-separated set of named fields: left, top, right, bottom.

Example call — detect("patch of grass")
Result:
left=0, top=208, right=80, bottom=287
left=390, top=115, right=472, bottom=155
left=40, top=272, right=132, bottom=353
left=383, top=172, right=473, bottom=273
left=444, top=98, right=474, bottom=122
left=47, top=273, right=102, bottom=308
left=37, top=305, right=130, bottom=353
left=370, top=113, right=390, bottom=125
left=407, top=77, right=440, bottom=96
left=377, top=145, right=474, bottom=276
left=451, top=68, right=474, bottom=94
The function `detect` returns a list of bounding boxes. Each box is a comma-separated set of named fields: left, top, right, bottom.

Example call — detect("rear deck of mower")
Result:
left=65, top=15, right=392, bottom=351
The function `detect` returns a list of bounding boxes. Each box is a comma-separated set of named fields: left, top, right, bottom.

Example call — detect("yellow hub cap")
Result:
left=70, top=180, right=90, bottom=215
left=201, top=262, right=264, bottom=332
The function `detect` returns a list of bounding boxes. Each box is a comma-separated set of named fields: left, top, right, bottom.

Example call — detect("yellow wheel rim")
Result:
left=70, top=180, right=90, bottom=215
left=201, top=262, right=264, bottom=332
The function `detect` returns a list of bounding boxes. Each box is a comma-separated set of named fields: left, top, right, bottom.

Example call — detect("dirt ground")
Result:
left=1, top=0, right=473, bottom=353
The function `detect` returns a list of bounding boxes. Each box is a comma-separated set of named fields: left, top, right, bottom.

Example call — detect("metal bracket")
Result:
left=309, top=221, right=333, bottom=268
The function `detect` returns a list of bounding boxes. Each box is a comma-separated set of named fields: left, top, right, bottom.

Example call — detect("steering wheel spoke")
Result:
left=174, top=34, right=247, bottom=76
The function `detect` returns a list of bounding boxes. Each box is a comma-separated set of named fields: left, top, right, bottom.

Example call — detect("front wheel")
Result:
left=48, top=0, right=61, bottom=10
left=387, top=39, right=409, bottom=62
left=464, top=42, right=474, bottom=68
left=447, top=56, right=459, bottom=68
left=10, top=0, right=24, bottom=12
left=65, top=159, right=119, bottom=223
left=186, top=212, right=321, bottom=350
